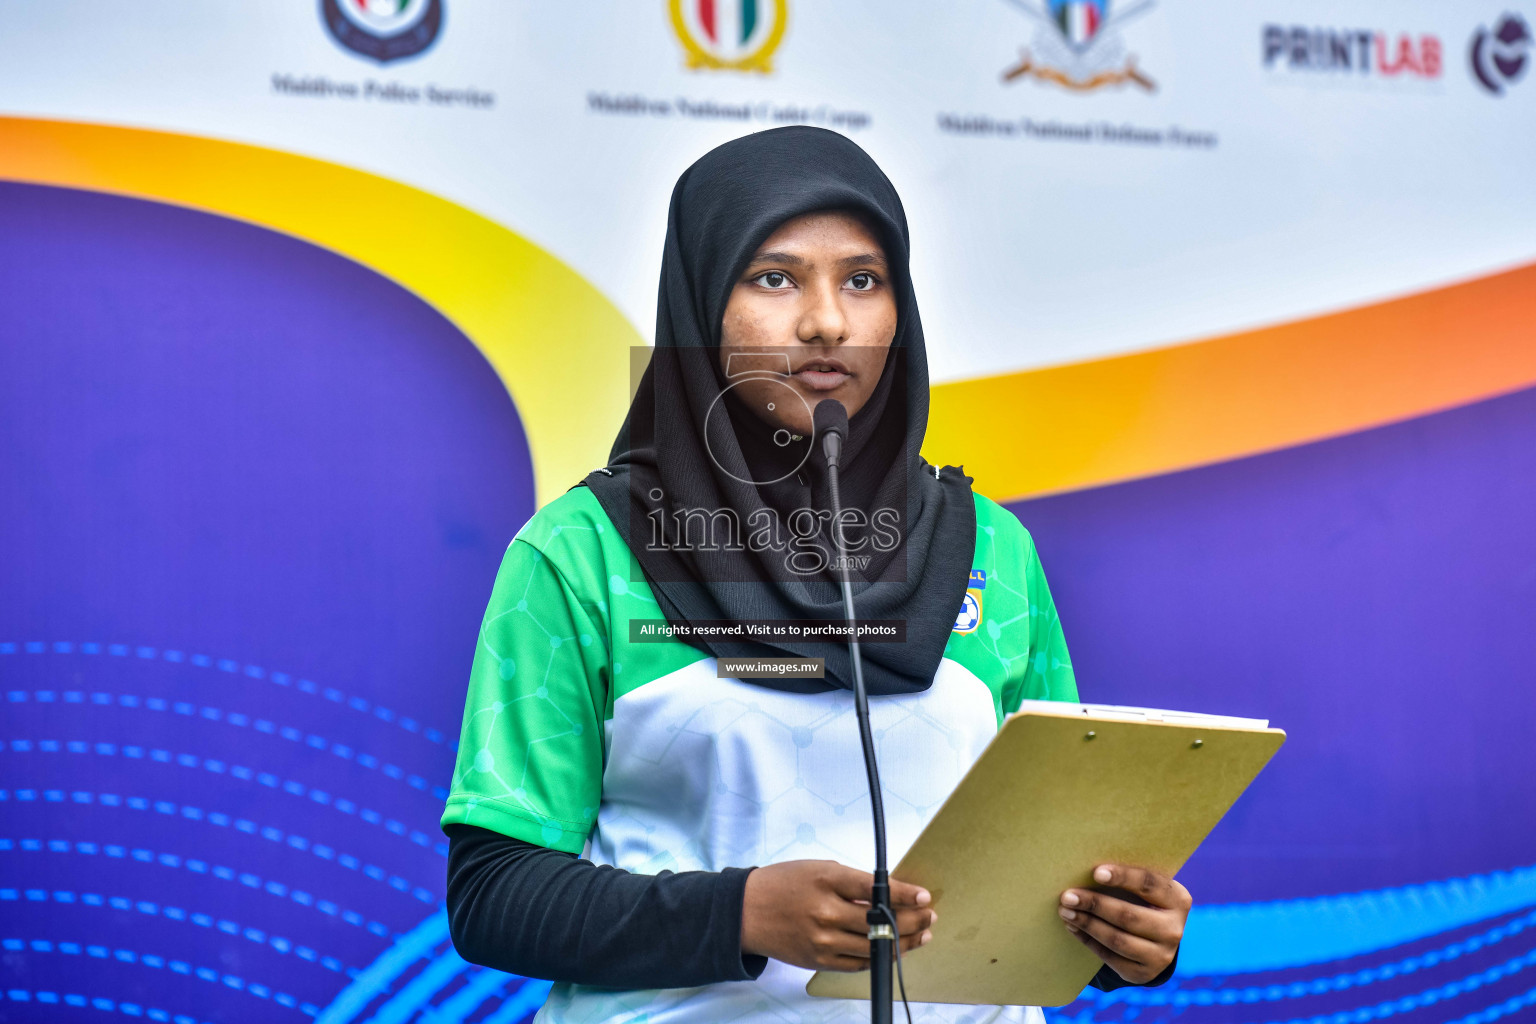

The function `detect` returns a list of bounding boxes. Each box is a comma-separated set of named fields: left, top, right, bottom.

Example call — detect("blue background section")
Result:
left=2, top=180, right=1534, bottom=1023
left=0, top=183, right=538, bottom=1022
left=1011, top=384, right=1536, bottom=1022
left=1014, top=383, right=1536, bottom=905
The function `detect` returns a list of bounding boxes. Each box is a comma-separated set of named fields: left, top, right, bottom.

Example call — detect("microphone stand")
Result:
left=820, top=414, right=895, bottom=1024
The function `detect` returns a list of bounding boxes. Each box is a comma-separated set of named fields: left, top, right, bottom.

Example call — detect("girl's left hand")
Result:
left=1058, top=864, right=1190, bottom=984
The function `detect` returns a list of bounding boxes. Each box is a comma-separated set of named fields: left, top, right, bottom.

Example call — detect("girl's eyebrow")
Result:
left=745, top=251, right=888, bottom=269
left=746, top=250, right=806, bottom=267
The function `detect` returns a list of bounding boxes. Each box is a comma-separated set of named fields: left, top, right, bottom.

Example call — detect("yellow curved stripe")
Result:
left=8, top=117, right=1533, bottom=510
left=926, top=260, right=1536, bottom=503
left=0, top=116, right=641, bottom=509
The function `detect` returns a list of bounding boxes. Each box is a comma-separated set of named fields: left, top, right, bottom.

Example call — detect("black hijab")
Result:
left=581, top=126, right=976, bottom=695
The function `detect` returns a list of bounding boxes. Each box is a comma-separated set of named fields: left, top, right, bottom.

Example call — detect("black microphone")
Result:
left=815, top=399, right=900, bottom=1024
left=815, top=397, right=848, bottom=469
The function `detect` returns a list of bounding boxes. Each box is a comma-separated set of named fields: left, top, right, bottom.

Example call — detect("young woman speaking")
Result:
left=442, top=126, right=1189, bottom=1023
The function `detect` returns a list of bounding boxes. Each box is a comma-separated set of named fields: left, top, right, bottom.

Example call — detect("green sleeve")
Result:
left=439, top=536, right=609, bottom=853
left=1002, top=533, right=1079, bottom=712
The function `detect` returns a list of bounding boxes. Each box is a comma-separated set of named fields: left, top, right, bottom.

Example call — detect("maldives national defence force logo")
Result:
left=1001, top=0, right=1156, bottom=91
left=321, top=0, right=443, bottom=65
left=670, top=0, right=788, bottom=72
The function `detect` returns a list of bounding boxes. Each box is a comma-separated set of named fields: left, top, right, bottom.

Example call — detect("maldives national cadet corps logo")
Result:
left=321, top=0, right=443, bottom=65
left=1001, top=0, right=1156, bottom=91
left=670, top=0, right=788, bottom=73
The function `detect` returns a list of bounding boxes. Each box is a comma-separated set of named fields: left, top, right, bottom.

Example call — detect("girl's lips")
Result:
left=791, top=369, right=852, bottom=391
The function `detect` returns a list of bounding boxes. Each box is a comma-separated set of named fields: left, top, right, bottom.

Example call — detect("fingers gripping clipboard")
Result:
left=807, top=702, right=1286, bottom=1007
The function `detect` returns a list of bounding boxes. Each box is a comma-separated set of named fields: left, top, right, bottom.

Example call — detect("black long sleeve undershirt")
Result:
left=445, top=824, right=1175, bottom=993
left=445, top=824, right=767, bottom=988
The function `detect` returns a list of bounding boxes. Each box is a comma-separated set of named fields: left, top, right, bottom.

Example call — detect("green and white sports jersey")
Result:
left=442, top=485, right=1077, bottom=1024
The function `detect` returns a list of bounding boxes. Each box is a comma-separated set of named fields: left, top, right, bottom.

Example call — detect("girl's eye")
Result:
left=755, top=271, right=792, bottom=289
left=848, top=273, right=876, bottom=291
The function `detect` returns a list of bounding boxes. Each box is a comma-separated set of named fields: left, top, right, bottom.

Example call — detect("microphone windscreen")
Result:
left=813, top=399, right=849, bottom=443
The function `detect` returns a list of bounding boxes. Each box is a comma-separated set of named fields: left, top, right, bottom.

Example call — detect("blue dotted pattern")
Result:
left=5, top=734, right=448, bottom=858
left=1245, top=946, right=1536, bottom=1024
left=5, top=687, right=451, bottom=803
left=312, top=909, right=548, bottom=1024
left=1049, top=946, right=1536, bottom=1024
left=0, top=987, right=214, bottom=1022
left=429, top=967, right=537, bottom=1023
left=1086, top=907, right=1536, bottom=1007
left=0, top=641, right=454, bottom=749
left=1179, top=865, right=1536, bottom=976
left=0, top=886, right=354, bottom=976
left=1, top=837, right=399, bottom=939
left=0, top=787, right=440, bottom=905
left=3, top=935, right=319, bottom=1015
left=1442, top=983, right=1536, bottom=1024
left=1, top=637, right=504, bottom=1022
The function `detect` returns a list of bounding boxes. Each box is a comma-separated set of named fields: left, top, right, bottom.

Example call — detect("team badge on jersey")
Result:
left=669, top=0, right=789, bottom=73
left=321, top=0, right=444, bottom=65
left=953, top=590, right=983, bottom=634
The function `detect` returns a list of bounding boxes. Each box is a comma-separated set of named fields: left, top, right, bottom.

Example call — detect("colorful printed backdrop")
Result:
left=2, top=3, right=1533, bottom=1023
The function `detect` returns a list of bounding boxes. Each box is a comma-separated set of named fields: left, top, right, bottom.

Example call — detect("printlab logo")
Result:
left=1470, top=13, right=1531, bottom=95
left=321, top=0, right=443, bottom=65
left=1261, top=25, right=1442, bottom=81
left=670, top=0, right=788, bottom=73
left=1000, top=0, right=1156, bottom=92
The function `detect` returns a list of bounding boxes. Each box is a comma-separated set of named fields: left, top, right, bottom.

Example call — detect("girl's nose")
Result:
left=797, top=280, right=850, bottom=345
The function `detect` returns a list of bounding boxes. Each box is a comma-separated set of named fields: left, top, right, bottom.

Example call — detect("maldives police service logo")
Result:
left=670, top=0, right=788, bottom=73
left=321, top=0, right=443, bottom=65
left=1470, top=13, right=1532, bottom=95
left=1000, top=0, right=1156, bottom=91
left=953, top=590, right=983, bottom=635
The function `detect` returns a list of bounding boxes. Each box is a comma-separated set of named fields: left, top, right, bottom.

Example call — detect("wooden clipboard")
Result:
left=807, top=702, right=1285, bottom=1007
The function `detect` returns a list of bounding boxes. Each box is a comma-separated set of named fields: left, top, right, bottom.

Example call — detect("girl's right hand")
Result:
left=740, top=859, right=936, bottom=971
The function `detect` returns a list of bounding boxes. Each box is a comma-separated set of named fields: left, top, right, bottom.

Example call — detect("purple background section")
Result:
left=1011, top=383, right=1536, bottom=905
left=0, top=182, right=532, bottom=704
left=0, top=182, right=534, bottom=1021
